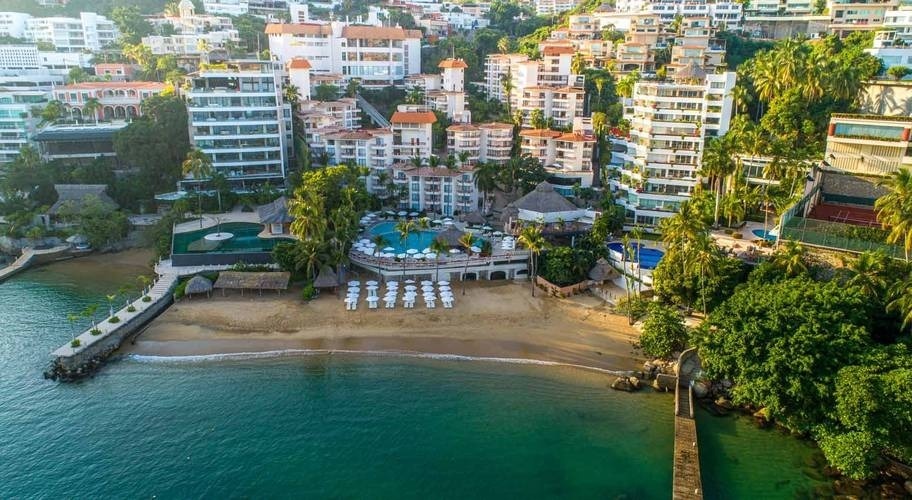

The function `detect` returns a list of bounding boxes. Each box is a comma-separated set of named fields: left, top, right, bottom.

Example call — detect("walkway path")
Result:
left=0, top=245, right=70, bottom=283
left=672, top=349, right=703, bottom=499
left=355, top=93, right=390, bottom=128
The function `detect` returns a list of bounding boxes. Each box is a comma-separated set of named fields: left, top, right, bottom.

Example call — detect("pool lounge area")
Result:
left=171, top=220, right=294, bottom=267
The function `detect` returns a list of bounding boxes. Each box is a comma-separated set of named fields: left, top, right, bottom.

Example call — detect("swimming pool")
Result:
left=172, top=222, right=293, bottom=254
left=366, top=222, right=482, bottom=253
left=607, top=242, right=665, bottom=270
left=751, top=229, right=777, bottom=242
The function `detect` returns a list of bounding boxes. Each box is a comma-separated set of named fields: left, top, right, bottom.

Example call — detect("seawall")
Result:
left=46, top=274, right=178, bottom=381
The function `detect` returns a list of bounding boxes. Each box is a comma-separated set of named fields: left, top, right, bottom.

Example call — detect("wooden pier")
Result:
left=672, top=349, right=703, bottom=499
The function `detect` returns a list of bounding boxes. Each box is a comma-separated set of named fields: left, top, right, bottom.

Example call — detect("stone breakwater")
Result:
left=45, top=274, right=177, bottom=382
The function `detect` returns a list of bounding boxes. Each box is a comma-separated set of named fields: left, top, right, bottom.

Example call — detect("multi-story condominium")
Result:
left=483, top=53, right=534, bottom=103
left=143, top=0, right=240, bottom=56
left=390, top=105, right=436, bottom=163
left=94, top=63, right=134, bottom=82
left=266, top=22, right=422, bottom=86
left=32, top=122, right=128, bottom=164
left=446, top=122, right=514, bottom=165
left=866, top=30, right=912, bottom=69
left=296, top=97, right=361, bottom=150
left=520, top=128, right=597, bottom=188
left=668, top=18, right=727, bottom=77
left=827, top=0, right=900, bottom=37
left=516, top=86, right=585, bottom=129
left=185, top=60, right=291, bottom=188
left=0, top=45, right=92, bottom=75
left=52, top=82, right=167, bottom=121
left=0, top=87, right=48, bottom=163
left=0, top=73, right=63, bottom=92
left=608, top=66, right=736, bottom=227
left=538, top=45, right=576, bottom=87
left=391, top=164, right=479, bottom=215
left=324, top=128, right=393, bottom=169
left=204, top=0, right=251, bottom=16
left=823, top=114, right=912, bottom=176
left=882, top=6, right=912, bottom=42
left=530, top=0, right=584, bottom=15
left=424, top=58, right=469, bottom=122
left=0, top=12, right=31, bottom=39
left=21, top=12, right=118, bottom=52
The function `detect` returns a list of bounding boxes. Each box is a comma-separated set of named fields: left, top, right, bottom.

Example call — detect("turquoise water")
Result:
left=607, top=242, right=665, bottom=270
left=752, top=229, right=778, bottom=242
left=172, top=222, right=293, bottom=254
left=0, top=263, right=826, bottom=498
left=367, top=221, right=483, bottom=254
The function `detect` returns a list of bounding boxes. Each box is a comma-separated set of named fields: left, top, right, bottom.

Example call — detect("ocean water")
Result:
left=0, top=264, right=826, bottom=498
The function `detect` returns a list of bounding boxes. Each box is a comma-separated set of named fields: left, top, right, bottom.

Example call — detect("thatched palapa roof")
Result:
left=185, top=275, right=213, bottom=295
left=435, top=226, right=468, bottom=247
left=463, top=211, right=486, bottom=226
left=588, top=258, right=617, bottom=282
left=513, top=182, right=577, bottom=214
left=214, top=271, right=290, bottom=290
left=257, top=196, right=293, bottom=225
left=312, top=266, right=339, bottom=289
left=48, top=184, right=118, bottom=215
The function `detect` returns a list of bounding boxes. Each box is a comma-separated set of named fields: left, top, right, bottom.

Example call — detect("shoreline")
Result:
left=123, top=281, right=646, bottom=373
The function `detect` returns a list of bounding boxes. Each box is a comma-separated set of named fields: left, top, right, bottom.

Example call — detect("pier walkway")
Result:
left=0, top=245, right=70, bottom=283
left=672, top=349, right=703, bottom=500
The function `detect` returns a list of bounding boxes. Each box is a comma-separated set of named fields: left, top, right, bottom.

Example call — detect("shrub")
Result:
left=732, top=233, right=743, bottom=239
left=615, top=295, right=650, bottom=321
left=301, top=283, right=317, bottom=301
left=70, top=339, right=81, bottom=347
left=90, top=328, right=101, bottom=335
left=127, top=305, right=137, bottom=312
left=639, top=302, right=688, bottom=359
left=173, top=279, right=188, bottom=300
left=108, top=316, right=120, bottom=324
left=142, top=296, right=151, bottom=302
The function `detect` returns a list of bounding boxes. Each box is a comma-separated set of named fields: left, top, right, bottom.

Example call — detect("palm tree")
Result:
left=289, top=188, right=327, bottom=242
left=887, top=271, right=912, bottom=331
left=690, top=232, right=718, bottom=316
left=371, top=234, right=388, bottom=279
left=39, top=100, right=65, bottom=125
left=395, top=219, right=416, bottom=247
left=501, top=67, right=514, bottom=112
left=700, top=137, right=735, bottom=227
left=182, top=148, right=214, bottom=228
left=82, top=303, right=99, bottom=332
left=842, top=251, right=889, bottom=300
left=82, top=97, right=101, bottom=124
left=771, top=240, right=807, bottom=277
left=571, top=52, right=587, bottom=75
left=497, top=36, right=511, bottom=54
left=297, top=240, right=329, bottom=280
left=875, top=169, right=912, bottom=261
left=137, top=275, right=153, bottom=299
left=517, top=225, right=547, bottom=297
left=430, top=239, right=448, bottom=282
left=730, top=84, right=752, bottom=116
left=459, top=232, right=475, bottom=295
left=282, top=84, right=301, bottom=107
left=621, top=234, right=635, bottom=324
left=473, top=162, right=499, bottom=212
left=66, top=312, right=81, bottom=345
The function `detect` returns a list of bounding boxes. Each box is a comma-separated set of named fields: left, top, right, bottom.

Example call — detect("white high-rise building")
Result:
left=23, top=12, right=118, bottom=52
left=204, top=0, right=251, bottom=16
left=608, top=66, right=737, bottom=228
left=184, top=60, right=292, bottom=188
left=143, top=0, right=240, bottom=56
left=0, top=87, right=48, bottom=163
left=390, top=104, right=436, bottom=163
left=266, top=22, right=422, bottom=87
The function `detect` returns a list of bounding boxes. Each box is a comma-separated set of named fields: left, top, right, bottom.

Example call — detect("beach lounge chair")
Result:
left=442, top=299, right=453, bottom=309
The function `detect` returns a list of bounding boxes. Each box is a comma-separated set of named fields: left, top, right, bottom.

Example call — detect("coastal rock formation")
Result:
left=653, top=374, right=677, bottom=392
left=692, top=380, right=710, bottom=398
left=610, top=376, right=641, bottom=392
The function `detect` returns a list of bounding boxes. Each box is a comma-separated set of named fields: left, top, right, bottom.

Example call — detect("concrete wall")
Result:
left=859, top=81, right=912, bottom=116
left=172, top=251, right=273, bottom=267
left=821, top=171, right=888, bottom=203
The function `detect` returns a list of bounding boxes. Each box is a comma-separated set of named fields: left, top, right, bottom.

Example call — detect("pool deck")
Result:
left=174, top=212, right=261, bottom=234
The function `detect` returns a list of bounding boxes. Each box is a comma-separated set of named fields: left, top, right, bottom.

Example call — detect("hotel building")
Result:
left=446, top=122, right=514, bottom=166
left=0, top=87, right=48, bottom=163
left=52, top=82, right=167, bottom=121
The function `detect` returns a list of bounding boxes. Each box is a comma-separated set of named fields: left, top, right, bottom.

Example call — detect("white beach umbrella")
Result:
left=449, top=248, right=460, bottom=254
left=437, top=281, right=449, bottom=286
left=406, top=248, right=418, bottom=255
left=493, top=231, right=503, bottom=236
left=397, top=253, right=407, bottom=259
left=397, top=211, right=407, bottom=216
left=348, top=281, right=360, bottom=286
left=404, top=285, right=417, bottom=292
left=366, top=280, right=378, bottom=286
left=432, top=219, right=443, bottom=225
left=359, top=238, right=370, bottom=244
left=470, top=246, right=481, bottom=253
left=413, top=253, right=425, bottom=259
left=383, top=246, right=395, bottom=252
left=439, top=285, right=451, bottom=292
left=443, top=221, right=454, bottom=226
left=409, top=211, right=419, bottom=217
left=425, top=252, right=437, bottom=259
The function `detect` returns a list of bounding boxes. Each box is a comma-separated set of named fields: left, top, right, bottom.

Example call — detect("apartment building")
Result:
left=0, top=87, right=48, bottom=163
left=424, top=58, right=469, bottom=122
left=530, top=0, right=584, bottom=15
left=52, top=82, right=167, bottom=121
left=185, top=60, right=291, bottom=188
left=446, top=122, right=514, bottom=165
left=516, top=86, right=585, bottom=129
left=667, top=17, right=727, bottom=77
left=203, top=0, right=251, bottom=16
left=827, top=0, right=900, bottom=37
left=882, top=6, right=912, bottom=42
left=324, top=128, right=393, bottom=168
left=0, top=45, right=92, bottom=75
left=823, top=114, right=912, bottom=176
left=608, top=66, right=736, bottom=227
left=94, top=63, right=134, bottom=82
left=19, top=12, right=118, bottom=52
left=520, top=128, right=596, bottom=188
left=266, top=22, right=422, bottom=86
left=390, top=105, right=436, bottom=163
left=143, top=0, right=240, bottom=56
left=296, top=97, right=361, bottom=152
left=391, top=164, right=479, bottom=216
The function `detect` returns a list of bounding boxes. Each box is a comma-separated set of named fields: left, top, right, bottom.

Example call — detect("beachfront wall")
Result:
left=517, top=208, right=587, bottom=224
left=535, top=276, right=589, bottom=297
left=350, top=250, right=530, bottom=281
left=171, top=251, right=274, bottom=267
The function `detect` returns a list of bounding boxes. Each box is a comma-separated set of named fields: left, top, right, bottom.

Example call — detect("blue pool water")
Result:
left=367, top=222, right=482, bottom=253
left=751, top=229, right=777, bottom=242
left=607, top=242, right=665, bottom=270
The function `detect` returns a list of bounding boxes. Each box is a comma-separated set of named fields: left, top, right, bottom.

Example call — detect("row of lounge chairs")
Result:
left=344, top=280, right=455, bottom=310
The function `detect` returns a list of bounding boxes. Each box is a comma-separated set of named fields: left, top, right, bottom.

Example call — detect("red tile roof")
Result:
left=341, top=25, right=422, bottom=40
left=391, top=111, right=437, bottom=124
left=287, top=58, right=312, bottom=69
left=438, top=58, right=468, bottom=69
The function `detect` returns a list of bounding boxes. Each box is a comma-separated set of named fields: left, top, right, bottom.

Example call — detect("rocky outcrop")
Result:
left=610, top=376, right=641, bottom=392
left=653, top=374, right=677, bottom=392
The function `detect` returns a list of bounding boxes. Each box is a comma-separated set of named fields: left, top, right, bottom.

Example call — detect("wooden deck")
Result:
left=672, top=382, right=703, bottom=500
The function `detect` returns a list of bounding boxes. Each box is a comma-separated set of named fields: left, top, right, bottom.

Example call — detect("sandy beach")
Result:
left=125, top=280, right=645, bottom=372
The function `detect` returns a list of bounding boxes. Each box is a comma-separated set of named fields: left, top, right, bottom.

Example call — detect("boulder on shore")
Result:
left=654, top=373, right=677, bottom=392
left=692, top=380, right=710, bottom=398
left=610, top=376, right=637, bottom=392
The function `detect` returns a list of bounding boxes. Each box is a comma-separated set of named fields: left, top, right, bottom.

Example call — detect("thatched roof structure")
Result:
left=185, top=275, right=213, bottom=296
left=48, top=184, right=117, bottom=215
left=312, top=266, right=338, bottom=289
left=463, top=211, right=486, bottom=226
left=214, top=271, right=290, bottom=291
left=674, top=61, right=707, bottom=82
left=588, top=258, right=616, bottom=282
left=514, top=182, right=577, bottom=214
left=435, top=226, right=468, bottom=247
left=257, top=196, right=293, bottom=225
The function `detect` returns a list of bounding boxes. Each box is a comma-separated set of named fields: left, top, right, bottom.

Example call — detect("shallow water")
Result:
left=0, top=263, right=826, bottom=498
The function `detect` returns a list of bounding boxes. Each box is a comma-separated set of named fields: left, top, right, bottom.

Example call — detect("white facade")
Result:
left=390, top=105, right=436, bottom=163
left=266, top=22, right=422, bottom=86
left=204, top=0, right=251, bottom=16
left=0, top=12, right=31, bottom=39
left=520, top=128, right=596, bottom=187
left=24, top=12, right=118, bottom=52
left=143, top=1, right=240, bottom=56
left=391, top=165, right=479, bottom=216
left=516, top=86, right=585, bottom=129
left=530, top=0, right=583, bottom=15
left=0, top=45, right=92, bottom=75
left=608, top=70, right=737, bottom=228
left=185, top=60, right=291, bottom=187
left=0, top=87, right=48, bottom=163
left=883, top=6, right=912, bottom=42
left=447, top=122, right=514, bottom=166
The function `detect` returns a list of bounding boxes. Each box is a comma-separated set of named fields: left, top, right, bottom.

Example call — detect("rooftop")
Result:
left=391, top=110, right=437, bottom=124
left=438, top=58, right=469, bottom=69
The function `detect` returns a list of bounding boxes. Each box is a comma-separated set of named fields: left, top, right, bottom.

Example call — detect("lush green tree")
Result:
left=110, top=6, right=153, bottom=45
left=58, top=195, right=130, bottom=249
left=231, top=14, right=266, bottom=53
left=539, top=246, right=593, bottom=286
left=695, top=278, right=872, bottom=431
left=518, top=224, right=547, bottom=296
left=313, top=84, right=340, bottom=102
left=639, top=302, right=688, bottom=359
left=875, top=169, right=912, bottom=261
left=887, top=65, right=911, bottom=81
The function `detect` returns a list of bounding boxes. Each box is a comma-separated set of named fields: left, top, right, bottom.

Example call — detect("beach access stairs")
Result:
left=0, top=245, right=71, bottom=283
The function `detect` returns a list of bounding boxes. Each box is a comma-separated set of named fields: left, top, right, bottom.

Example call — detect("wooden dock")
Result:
left=673, top=381, right=703, bottom=499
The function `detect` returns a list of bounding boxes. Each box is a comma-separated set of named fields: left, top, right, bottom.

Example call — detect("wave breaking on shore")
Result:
left=126, top=349, right=634, bottom=376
